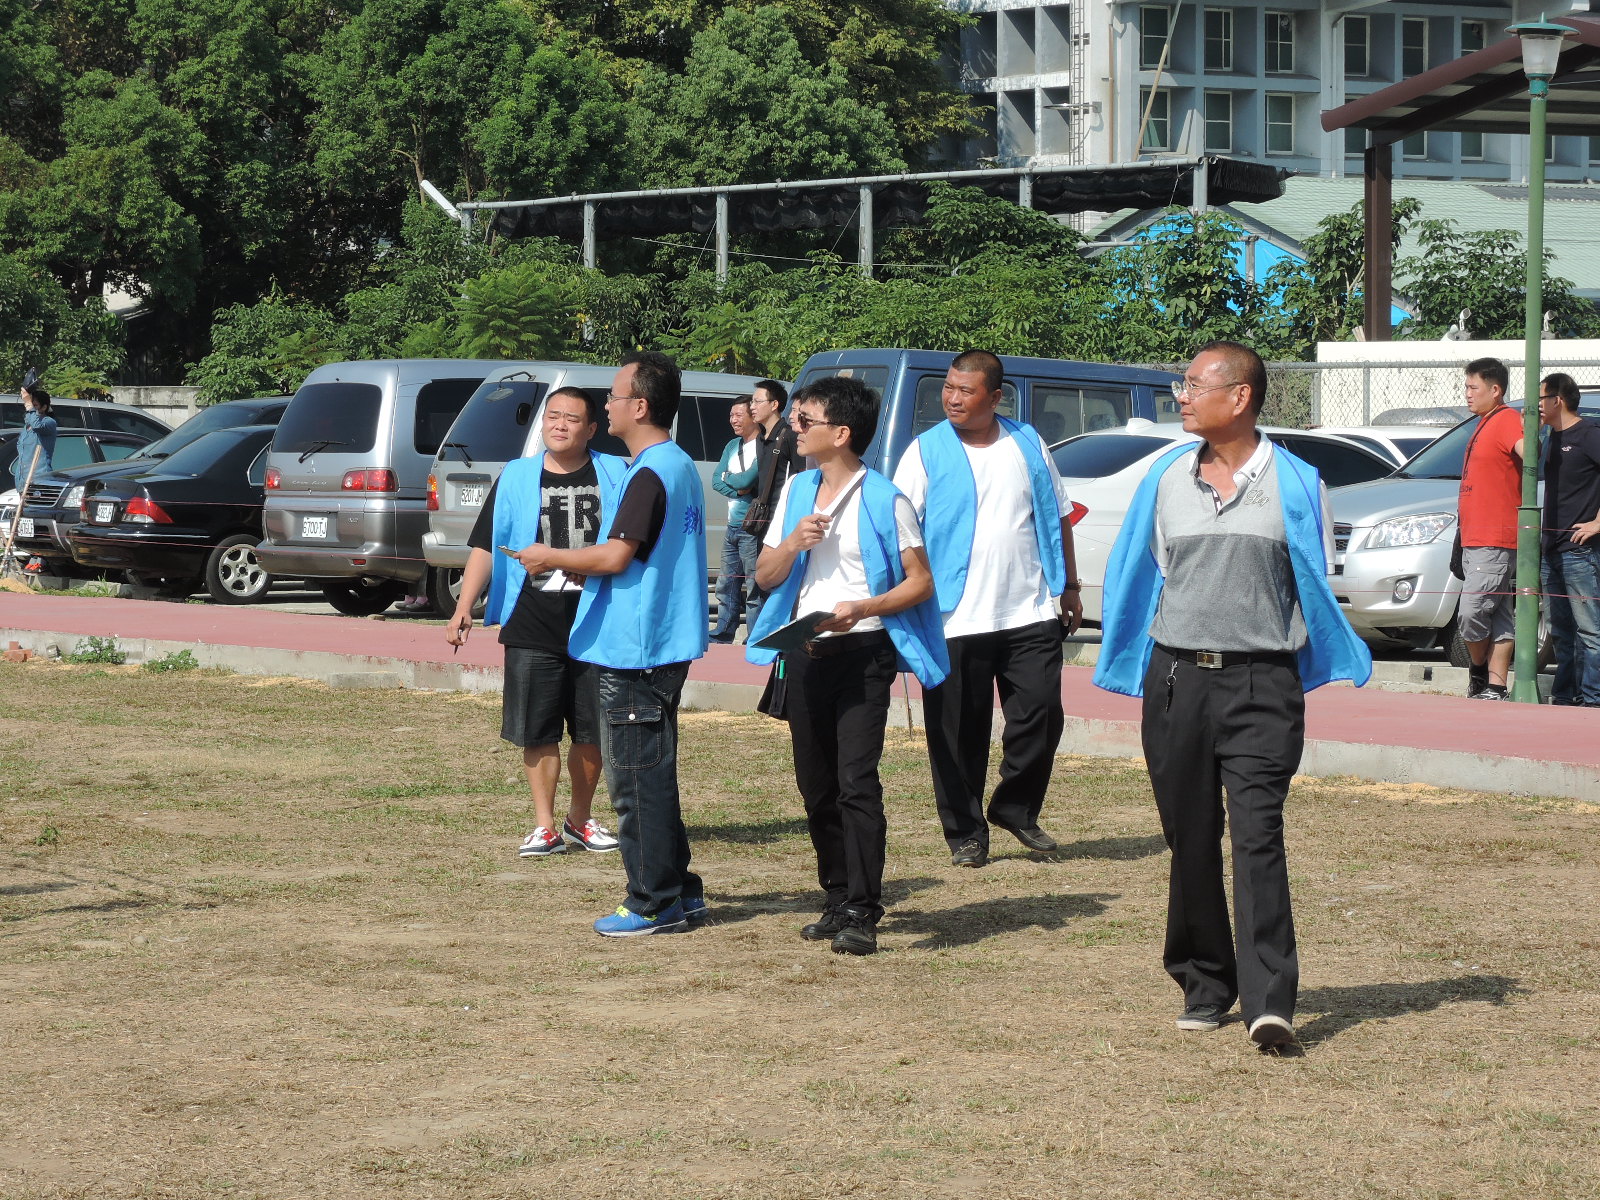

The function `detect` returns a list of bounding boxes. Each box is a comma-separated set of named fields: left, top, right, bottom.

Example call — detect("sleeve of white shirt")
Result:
left=1031, top=426, right=1072, bottom=509
left=891, top=443, right=929, bottom=519
left=892, top=492, right=924, bottom=552
left=763, top=475, right=798, bottom=550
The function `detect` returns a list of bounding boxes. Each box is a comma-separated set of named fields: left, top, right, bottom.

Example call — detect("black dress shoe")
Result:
left=951, top=838, right=988, bottom=868
left=801, top=910, right=848, bottom=941
left=993, top=821, right=1059, bottom=853
left=831, top=920, right=877, bottom=956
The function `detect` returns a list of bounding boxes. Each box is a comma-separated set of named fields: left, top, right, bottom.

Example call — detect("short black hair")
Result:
left=730, top=394, right=753, bottom=414
left=549, top=385, right=600, bottom=425
left=950, top=349, right=1004, bottom=392
left=754, top=379, right=787, bottom=406
left=1466, top=357, right=1510, bottom=396
left=621, top=351, right=681, bottom=429
left=1194, top=340, right=1268, bottom=414
left=792, top=375, right=879, bottom=456
left=1544, top=372, right=1582, bottom=413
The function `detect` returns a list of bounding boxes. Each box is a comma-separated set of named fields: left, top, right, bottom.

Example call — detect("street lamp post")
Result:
left=1507, top=17, right=1575, bottom=704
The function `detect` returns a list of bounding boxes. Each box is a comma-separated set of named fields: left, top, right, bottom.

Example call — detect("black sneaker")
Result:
left=992, top=820, right=1059, bottom=853
left=951, top=838, right=988, bottom=868
left=831, top=919, right=877, bottom=956
left=1475, top=684, right=1508, bottom=701
left=1467, top=663, right=1489, bottom=699
left=801, top=910, right=848, bottom=941
left=1176, top=1004, right=1226, bottom=1032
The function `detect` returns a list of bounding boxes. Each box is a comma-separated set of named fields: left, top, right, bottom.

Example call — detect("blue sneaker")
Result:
left=682, top=896, right=709, bottom=925
left=594, top=901, right=687, bottom=938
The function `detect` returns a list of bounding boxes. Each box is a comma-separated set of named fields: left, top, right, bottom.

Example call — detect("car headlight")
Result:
left=0, top=489, right=18, bottom=508
left=63, top=485, right=84, bottom=509
left=1361, top=512, right=1455, bottom=549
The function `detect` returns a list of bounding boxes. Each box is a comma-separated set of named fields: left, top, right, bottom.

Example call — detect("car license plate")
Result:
left=95, top=503, right=115, bottom=524
left=15, top=517, right=32, bottom=538
left=302, top=515, right=329, bottom=539
left=459, top=485, right=485, bottom=508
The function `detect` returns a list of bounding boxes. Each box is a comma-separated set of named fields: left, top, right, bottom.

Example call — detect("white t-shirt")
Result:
left=894, top=426, right=1072, bottom=639
left=764, top=468, right=924, bottom=637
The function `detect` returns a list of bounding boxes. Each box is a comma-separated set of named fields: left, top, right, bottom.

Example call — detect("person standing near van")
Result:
left=893, top=350, right=1081, bottom=869
left=743, top=380, right=804, bottom=632
left=515, top=353, right=710, bottom=937
left=16, top=370, right=57, bottom=479
left=711, top=396, right=760, bottom=643
left=445, top=387, right=627, bottom=857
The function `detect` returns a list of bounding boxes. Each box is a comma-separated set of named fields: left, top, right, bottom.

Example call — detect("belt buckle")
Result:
left=1195, top=650, right=1223, bottom=669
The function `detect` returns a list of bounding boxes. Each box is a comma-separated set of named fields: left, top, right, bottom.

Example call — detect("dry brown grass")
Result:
left=1, top=659, right=1598, bottom=1200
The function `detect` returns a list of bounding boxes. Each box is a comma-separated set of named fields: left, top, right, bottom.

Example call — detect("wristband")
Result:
left=1062, top=581, right=1082, bottom=591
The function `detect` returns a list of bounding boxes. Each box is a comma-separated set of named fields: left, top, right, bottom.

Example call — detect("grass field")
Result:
left=1, top=660, right=1597, bottom=1199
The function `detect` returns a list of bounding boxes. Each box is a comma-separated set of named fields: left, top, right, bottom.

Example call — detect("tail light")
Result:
left=265, top=466, right=281, bottom=490
left=426, top=473, right=439, bottom=512
left=341, top=469, right=398, bottom=492
left=1066, top=501, right=1089, bottom=527
left=125, top=495, right=173, bottom=525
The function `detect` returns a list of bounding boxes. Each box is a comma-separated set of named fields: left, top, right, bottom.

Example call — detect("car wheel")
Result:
left=320, top=578, right=406, bottom=616
left=205, top=534, right=273, bottom=605
left=424, top=566, right=484, bottom=619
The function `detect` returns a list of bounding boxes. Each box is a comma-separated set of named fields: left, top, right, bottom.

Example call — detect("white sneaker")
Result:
left=1248, top=1014, right=1296, bottom=1051
left=562, top=818, right=620, bottom=853
left=517, top=827, right=566, bottom=858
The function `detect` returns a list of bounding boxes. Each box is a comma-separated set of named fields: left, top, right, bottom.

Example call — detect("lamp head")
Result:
left=1506, top=17, right=1576, bottom=81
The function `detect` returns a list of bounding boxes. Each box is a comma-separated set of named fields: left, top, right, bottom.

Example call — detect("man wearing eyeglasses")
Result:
left=1538, top=372, right=1600, bottom=706
left=893, top=349, right=1081, bottom=869
left=1094, top=341, right=1370, bottom=1054
left=514, top=352, right=710, bottom=937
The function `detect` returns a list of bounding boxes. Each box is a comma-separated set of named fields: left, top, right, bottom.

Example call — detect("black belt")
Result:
left=1157, top=644, right=1296, bottom=670
left=797, top=630, right=891, bottom=659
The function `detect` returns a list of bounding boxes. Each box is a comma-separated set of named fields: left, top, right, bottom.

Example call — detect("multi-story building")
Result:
left=949, top=0, right=1600, bottom=183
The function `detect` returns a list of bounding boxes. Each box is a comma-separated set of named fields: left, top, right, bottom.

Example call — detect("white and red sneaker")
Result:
left=517, top=826, right=566, bottom=858
left=562, top=818, right=620, bottom=853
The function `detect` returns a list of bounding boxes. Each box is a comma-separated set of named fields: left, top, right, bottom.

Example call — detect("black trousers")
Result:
left=923, top=619, right=1064, bottom=851
left=783, top=636, right=898, bottom=922
left=1141, top=645, right=1304, bottom=1024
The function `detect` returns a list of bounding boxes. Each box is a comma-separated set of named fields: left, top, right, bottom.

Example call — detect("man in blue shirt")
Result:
left=711, top=396, right=760, bottom=643
left=512, top=352, right=709, bottom=937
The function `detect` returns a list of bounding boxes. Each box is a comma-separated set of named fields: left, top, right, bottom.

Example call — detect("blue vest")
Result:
left=569, top=439, right=709, bottom=669
left=916, top=416, right=1067, bottom=614
left=486, top=450, right=627, bottom=628
left=1093, top=442, right=1372, bottom=698
left=745, top=469, right=950, bottom=689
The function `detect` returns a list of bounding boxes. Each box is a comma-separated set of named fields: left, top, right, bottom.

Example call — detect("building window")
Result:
left=1265, top=12, right=1295, bottom=73
left=1140, top=88, right=1172, bottom=150
left=1204, top=8, right=1234, bottom=71
left=1590, top=135, right=1600, bottom=164
left=1461, top=20, right=1486, bottom=54
left=1265, top=93, right=1295, bottom=154
left=1402, top=18, right=1428, bottom=76
left=1547, top=134, right=1557, bottom=164
left=1140, top=7, right=1171, bottom=70
left=1461, top=131, right=1484, bottom=161
left=1344, top=15, right=1369, bottom=77
left=1403, top=132, right=1427, bottom=160
left=1345, top=126, right=1366, bottom=156
left=1204, top=91, right=1233, bottom=151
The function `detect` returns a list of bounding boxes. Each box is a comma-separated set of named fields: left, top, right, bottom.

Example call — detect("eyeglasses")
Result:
left=606, top=392, right=645, bottom=405
left=1170, top=379, right=1244, bottom=399
left=791, top=412, right=838, bottom=432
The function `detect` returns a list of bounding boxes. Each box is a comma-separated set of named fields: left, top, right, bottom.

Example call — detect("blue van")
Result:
left=789, top=349, right=1180, bottom=475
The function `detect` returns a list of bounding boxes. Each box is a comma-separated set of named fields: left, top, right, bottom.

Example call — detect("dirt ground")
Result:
left=1, top=660, right=1597, bottom=1200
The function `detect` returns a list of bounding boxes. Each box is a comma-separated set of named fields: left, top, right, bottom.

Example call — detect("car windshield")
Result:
left=148, top=429, right=257, bottom=476
left=272, top=382, right=382, bottom=454
left=135, top=402, right=272, bottom=460
left=1051, top=433, right=1172, bottom=478
left=440, top=378, right=549, bottom=464
left=1396, top=402, right=1600, bottom=481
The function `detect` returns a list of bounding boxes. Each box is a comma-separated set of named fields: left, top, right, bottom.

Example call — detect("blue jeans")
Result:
left=1542, top=546, right=1600, bottom=705
left=712, top=527, right=760, bottom=640
left=594, top=662, right=702, bottom=916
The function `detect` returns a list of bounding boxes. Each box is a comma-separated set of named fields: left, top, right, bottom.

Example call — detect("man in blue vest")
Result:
left=894, top=350, right=1082, bottom=869
left=445, top=386, right=628, bottom=859
left=511, top=352, right=710, bottom=937
left=748, top=375, right=950, bottom=956
left=1094, top=341, right=1371, bottom=1053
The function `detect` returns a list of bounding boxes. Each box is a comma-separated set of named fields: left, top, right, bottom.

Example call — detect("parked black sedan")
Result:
left=69, top=426, right=278, bottom=603
left=11, top=396, right=289, bottom=585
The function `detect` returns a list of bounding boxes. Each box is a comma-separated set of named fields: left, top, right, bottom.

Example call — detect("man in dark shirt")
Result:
left=446, top=387, right=626, bottom=858
left=742, top=379, right=804, bottom=631
left=1539, top=372, right=1600, bottom=706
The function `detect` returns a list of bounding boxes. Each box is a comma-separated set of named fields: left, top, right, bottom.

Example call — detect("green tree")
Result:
left=450, top=262, right=575, bottom=359
left=185, top=291, right=338, bottom=403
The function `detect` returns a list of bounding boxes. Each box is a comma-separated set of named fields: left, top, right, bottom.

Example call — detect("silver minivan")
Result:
left=423, top=362, right=767, bottom=596
left=257, top=360, right=503, bottom=614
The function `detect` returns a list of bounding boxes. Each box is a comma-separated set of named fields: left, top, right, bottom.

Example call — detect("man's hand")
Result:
left=514, top=543, right=553, bottom=574
left=445, top=611, right=472, bottom=647
left=1059, top=589, right=1083, bottom=635
left=816, top=600, right=869, bottom=634
left=1571, top=519, right=1600, bottom=546
left=784, top=513, right=830, bottom=553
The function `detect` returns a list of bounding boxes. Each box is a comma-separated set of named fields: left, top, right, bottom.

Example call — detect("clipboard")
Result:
left=751, top=610, right=835, bottom=652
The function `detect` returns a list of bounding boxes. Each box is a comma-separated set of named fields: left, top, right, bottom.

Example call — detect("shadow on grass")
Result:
left=0, top=881, right=80, bottom=897
left=887, top=891, right=1119, bottom=950
left=0, top=895, right=171, bottom=923
left=1296, top=974, right=1523, bottom=1048
left=684, top=816, right=810, bottom=845
left=988, top=834, right=1166, bottom=865
left=705, top=876, right=944, bottom=926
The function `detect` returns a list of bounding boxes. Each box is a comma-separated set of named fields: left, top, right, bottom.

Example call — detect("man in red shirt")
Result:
left=1456, top=358, right=1523, bottom=700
